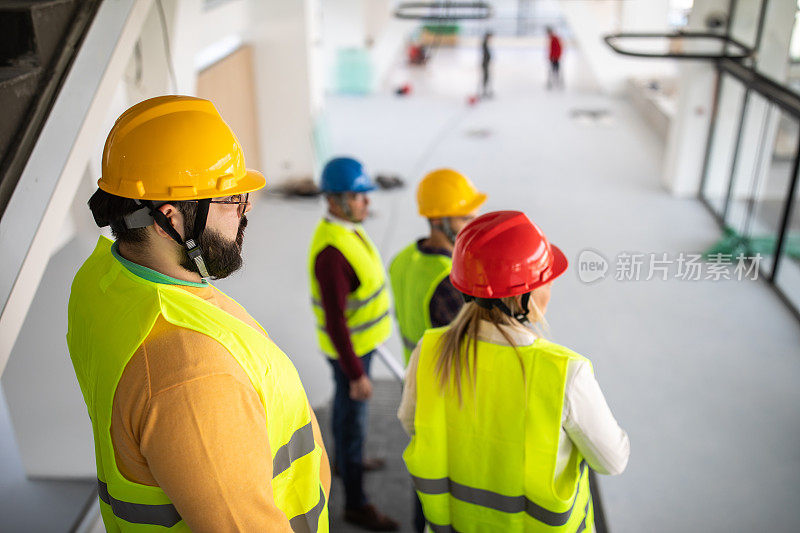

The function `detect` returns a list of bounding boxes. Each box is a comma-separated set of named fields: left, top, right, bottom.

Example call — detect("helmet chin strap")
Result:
left=140, top=199, right=211, bottom=279
left=463, top=292, right=532, bottom=325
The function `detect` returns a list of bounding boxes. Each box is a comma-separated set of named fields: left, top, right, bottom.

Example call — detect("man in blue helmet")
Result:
left=307, top=157, right=398, bottom=530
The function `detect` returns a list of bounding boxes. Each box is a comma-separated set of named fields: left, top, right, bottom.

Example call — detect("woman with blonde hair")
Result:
left=398, top=211, right=629, bottom=532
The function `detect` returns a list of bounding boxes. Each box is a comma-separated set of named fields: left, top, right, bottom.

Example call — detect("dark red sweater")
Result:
left=314, top=245, right=365, bottom=380
left=549, top=35, right=562, bottom=61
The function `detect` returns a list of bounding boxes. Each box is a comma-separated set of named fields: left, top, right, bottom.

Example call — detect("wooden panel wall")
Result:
left=197, top=45, right=261, bottom=169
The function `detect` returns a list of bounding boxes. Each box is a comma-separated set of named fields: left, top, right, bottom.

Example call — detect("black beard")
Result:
left=180, top=216, right=248, bottom=279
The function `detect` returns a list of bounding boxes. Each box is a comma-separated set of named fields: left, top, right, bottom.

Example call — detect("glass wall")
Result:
left=701, top=67, right=800, bottom=313
left=702, top=74, right=748, bottom=217
left=729, top=0, right=763, bottom=51
left=788, top=1, right=800, bottom=95
left=725, top=92, right=770, bottom=233
left=746, top=0, right=799, bottom=91
left=740, top=106, right=799, bottom=277
left=790, top=1, right=800, bottom=61
left=668, top=0, right=694, bottom=29
left=775, top=174, right=800, bottom=311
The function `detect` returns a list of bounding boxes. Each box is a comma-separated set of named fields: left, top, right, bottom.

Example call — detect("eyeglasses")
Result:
left=211, top=193, right=250, bottom=217
left=185, top=193, right=250, bottom=217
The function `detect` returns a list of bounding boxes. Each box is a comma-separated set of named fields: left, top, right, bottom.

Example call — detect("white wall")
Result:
left=247, top=0, right=320, bottom=181
left=661, top=0, right=729, bottom=197
left=368, top=7, right=416, bottom=92
left=0, top=0, right=158, bottom=478
left=320, top=0, right=367, bottom=93
left=620, top=0, right=671, bottom=33
left=558, top=0, right=677, bottom=95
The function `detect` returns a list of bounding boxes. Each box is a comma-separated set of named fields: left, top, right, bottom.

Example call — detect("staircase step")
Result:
left=0, top=0, right=78, bottom=66
left=0, top=65, right=39, bottom=84
left=0, top=0, right=95, bottom=220
left=0, top=9, right=34, bottom=66
left=0, top=65, right=42, bottom=163
left=0, top=1, right=77, bottom=12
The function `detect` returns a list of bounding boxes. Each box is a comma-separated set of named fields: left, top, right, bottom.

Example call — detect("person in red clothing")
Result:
left=309, top=157, right=398, bottom=531
left=547, top=26, right=563, bottom=90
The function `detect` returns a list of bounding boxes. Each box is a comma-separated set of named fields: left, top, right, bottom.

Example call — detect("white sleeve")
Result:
left=563, top=360, right=630, bottom=475
left=397, top=343, right=421, bottom=436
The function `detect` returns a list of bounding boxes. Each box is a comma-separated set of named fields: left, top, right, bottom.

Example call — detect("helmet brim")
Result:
left=458, top=191, right=488, bottom=216
left=544, top=243, right=568, bottom=284
left=97, top=168, right=267, bottom=201
left=419, top=191, right=488, bottom=218
left=230, top=169, right=267, bottom=195
left=321, top=173, right=376, bottom=193
left=351, top=182, right=376, bottom=193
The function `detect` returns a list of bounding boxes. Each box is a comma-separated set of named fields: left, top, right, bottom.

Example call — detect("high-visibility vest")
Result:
left=308, top=219, right=391, bottom=357
left=388, top=242, right=452, bottom=364
left=404, top=327, right=594, bottom=532
left=67, top=236, right=328, bottom=532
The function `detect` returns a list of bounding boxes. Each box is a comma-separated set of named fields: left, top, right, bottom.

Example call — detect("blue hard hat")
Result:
left=320, top=157, right=376, bottom=193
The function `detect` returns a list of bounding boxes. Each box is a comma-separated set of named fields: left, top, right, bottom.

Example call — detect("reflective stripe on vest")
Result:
left=316, top=310, right=391, bottom=335
left=290, top=487, right=327, bottom=533
left=97, top=424, right=320, bottom=528
left=576, top=497, right=591, bottom=533
left=402, top=335, right=417, bottom=351
left=97, top=480, right=181, bottom=527
left=388, top=242, right=452, bottom=365
left=411, top=462, right=587, bottom=527
left=68, top=237, right=328, bottom=532
left=273, top=422, right=315, bottom=477
left=403, top=328, right=593, bottom=532
left=426, top=496, right=592, bottom=533
left=308, top=219, right=391, bottom=357
left=311, top=282, right=387, bottom=310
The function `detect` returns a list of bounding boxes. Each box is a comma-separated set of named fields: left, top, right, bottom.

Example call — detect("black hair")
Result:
left=87, top=188, right=197, bottom=245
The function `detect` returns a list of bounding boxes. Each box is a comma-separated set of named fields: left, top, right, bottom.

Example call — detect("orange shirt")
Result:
left=110, top=281, right=330, bottom=531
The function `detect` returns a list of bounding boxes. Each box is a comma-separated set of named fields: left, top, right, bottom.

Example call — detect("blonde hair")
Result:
left=435, top=295, right=548, bottom=405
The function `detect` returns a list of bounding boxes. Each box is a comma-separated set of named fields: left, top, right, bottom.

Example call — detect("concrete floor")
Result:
left=0, top=387, right=95, bottom=532
left=1, top=33, right=800, bottom=533
left=295, top=41, right=800, bottom=531
left=316, top=379, right=412, bottom=532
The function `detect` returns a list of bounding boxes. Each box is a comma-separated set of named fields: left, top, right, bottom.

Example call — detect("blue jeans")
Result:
left=328, top=351, right=373, bottom=509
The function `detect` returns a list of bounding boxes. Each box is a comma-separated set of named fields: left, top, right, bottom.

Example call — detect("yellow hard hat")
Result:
left=98, top=95, right=265, bottom=201
left=417, top=168, right=487, bottom=218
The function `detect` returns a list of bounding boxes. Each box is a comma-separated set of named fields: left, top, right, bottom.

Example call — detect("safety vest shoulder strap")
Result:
left=531, top=338, right=593, bottom=371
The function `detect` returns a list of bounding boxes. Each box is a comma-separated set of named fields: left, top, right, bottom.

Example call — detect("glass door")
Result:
left=740, top=106, right=800, bottom=278
left=774, top=165, right=800, bottom=311
left=701, top=74, right=748, bottom=217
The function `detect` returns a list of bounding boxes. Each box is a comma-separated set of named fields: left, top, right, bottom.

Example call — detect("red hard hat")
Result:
left=450, top=211, right=568, bottom=299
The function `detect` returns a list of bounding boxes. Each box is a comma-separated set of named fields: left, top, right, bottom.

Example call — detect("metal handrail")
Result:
left=394, top=1, right=493, bottom=21
left=718, top=57, right=800, bottom=118
left=375, top=345, right=405, bottom=382
left=604, top=31, right=752, bottom=60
